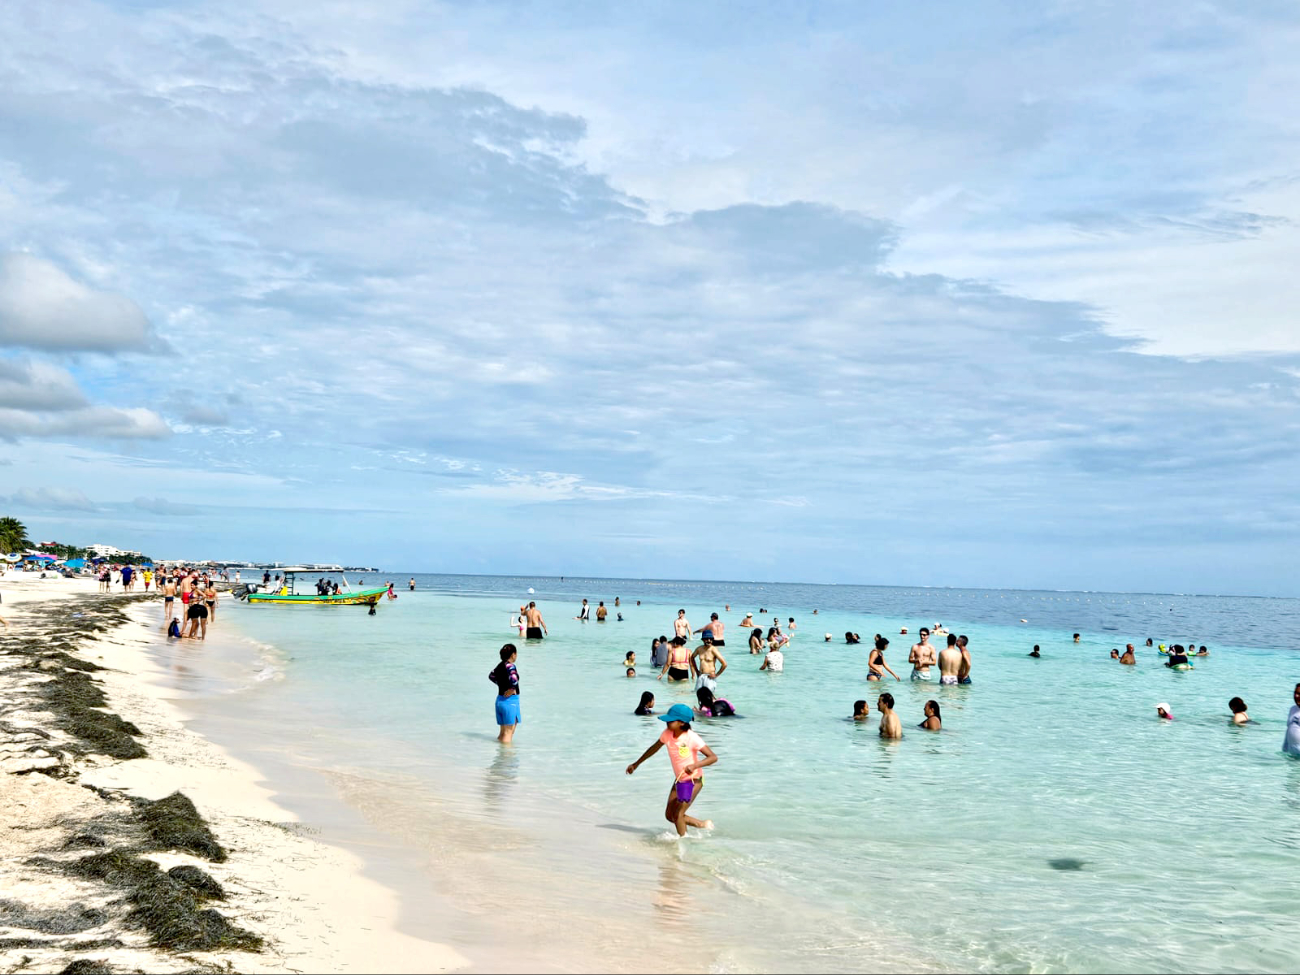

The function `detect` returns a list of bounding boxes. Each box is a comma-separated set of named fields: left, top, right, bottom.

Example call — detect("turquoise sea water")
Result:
left=201, top=576, right=1300, bottom=973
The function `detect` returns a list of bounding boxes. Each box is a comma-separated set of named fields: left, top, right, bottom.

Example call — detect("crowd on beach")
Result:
left=487, top=600, right=1300, bottom=838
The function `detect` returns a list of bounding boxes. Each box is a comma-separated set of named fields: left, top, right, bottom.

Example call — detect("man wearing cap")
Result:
left=691, top=634, right=727, bottom=692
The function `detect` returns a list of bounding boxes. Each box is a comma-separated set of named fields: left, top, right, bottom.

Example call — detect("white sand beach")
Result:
left=0, top=574, right=467, bottom=974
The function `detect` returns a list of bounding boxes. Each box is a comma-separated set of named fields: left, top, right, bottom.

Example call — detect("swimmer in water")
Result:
left=1156, top=703, right=1173, bottom=721
left=919, top=700, right=942, bottom=731
left=853, top=700, right=870, bottom=722
left=1028, top=645, right=1041, bottom=658
left=878, top=693, right=902, bottom=739
left=626, top=667, right=637, bottom=678
left=749, top=627, right=765, bottom=654
left=868, top=636, right=901, bottom=681
left=1110, top=649, right=1120, bottom=659
left=957, top=635, right=972, bottom=684
left=1284, top=684, right=1300, bottom=757
left=1228, top=697, right=1249, bottom=725
left=625, top=703, right=717, bottom=836
left=1120, top=645, right=1136, bottom=665
left=846, top=632, right=861, bottom=645
left=635, top=691, right=655, bottom=715
left=695, top=686, right=736, bottom=717
left=659, top=636, right=693, bottom=683
left=938, top=634, right=961, bottom=685
left=624, top=650, right=636, bottom=669
left=909, top=628, right=937, bottom=681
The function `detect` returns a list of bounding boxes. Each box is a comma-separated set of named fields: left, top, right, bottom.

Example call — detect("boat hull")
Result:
left=245, top=587, right=389, bottom=606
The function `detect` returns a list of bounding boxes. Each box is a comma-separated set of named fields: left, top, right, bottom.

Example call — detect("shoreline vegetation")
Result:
left=0, top=576, right=465, bottom=974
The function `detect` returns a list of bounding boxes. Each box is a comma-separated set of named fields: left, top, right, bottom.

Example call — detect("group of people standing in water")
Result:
left=488, top=600, right=1300, bottom=838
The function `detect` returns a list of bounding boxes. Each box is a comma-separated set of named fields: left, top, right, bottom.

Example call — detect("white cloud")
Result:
left=0, top=406, right=171, bottom=440
left=0, top=253, right=154, bottom=352
left=3, top=486, right=98, bottom=511
left=0, top=359, right=88, bottom=410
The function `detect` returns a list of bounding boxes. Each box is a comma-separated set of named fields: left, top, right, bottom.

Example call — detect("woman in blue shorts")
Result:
left=489, top=644, right=521, bottom=744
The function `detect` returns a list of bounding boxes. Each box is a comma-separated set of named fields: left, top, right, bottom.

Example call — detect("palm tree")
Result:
left=0, top=516, right=32, bottom=553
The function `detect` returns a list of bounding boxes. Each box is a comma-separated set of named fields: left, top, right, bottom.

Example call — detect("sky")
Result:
left=1, top=0, right=1298, bottom=595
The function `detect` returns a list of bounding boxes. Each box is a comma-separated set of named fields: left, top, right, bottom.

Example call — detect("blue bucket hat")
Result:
left=658, top=703, right=694, bottom=724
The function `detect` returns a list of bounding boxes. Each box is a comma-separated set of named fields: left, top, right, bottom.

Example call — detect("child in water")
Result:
left=635, top=691, right=655, bottom=715
left=695, top=686, right=736, bottom=717
left=624, top=650, right=636, bottom=668
left=626, top=703, right=718, bottom=836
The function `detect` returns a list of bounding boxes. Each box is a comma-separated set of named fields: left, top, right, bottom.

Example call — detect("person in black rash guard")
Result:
left=489, top=644, right=521, bottom=744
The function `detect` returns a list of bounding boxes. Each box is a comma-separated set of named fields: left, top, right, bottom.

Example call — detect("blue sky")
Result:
left=1, top=1, right=1298, bottom=595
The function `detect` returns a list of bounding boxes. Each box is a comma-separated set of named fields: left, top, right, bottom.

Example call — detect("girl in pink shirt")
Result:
left=626, top=703, right=718, bottom=836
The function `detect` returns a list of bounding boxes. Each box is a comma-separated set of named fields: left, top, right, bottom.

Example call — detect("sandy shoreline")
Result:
left=0, top=574, right=467, bottom=974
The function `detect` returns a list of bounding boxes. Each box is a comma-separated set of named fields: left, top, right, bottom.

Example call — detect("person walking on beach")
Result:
left=691, top=635, right=727, bottom=691
left=674, top=609, right=691, bottom=642
left=878, top=693, right=902, bottom=738
left=938, top=635, right=961, bottom=685
left=204, top=580, right=217, bottom=622
left=489, top=644, right=521, bottom=744
left=524, top=601, right=547, bottom=640
left=626, top=703, right=717, bottom=837
left=909, top=628, right=937, bottom=681
left=957, top=635, right=973, bottom=684
left=185, top=598, right=208, bottom=640
left=868, top=636, right=901, bottom=681
left=163, top=576, right=177, bottom=623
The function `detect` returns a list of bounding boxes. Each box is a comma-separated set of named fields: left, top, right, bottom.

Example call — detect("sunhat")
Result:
left=659, top=703, right=695, bottom=724
left=1155, top=702, right=1172, bottom=715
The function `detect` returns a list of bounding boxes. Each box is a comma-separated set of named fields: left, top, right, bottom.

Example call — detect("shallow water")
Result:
left=201, top=576, right=1300, bottom=972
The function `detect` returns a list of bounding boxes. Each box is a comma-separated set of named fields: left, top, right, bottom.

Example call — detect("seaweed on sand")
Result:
left=33, top=669, right=146, bottom=761
left=134, top=793, right=227, bottom=862
left=0, top=899, right=109, bottom=934
left=59, top=961, right=115, bottom=975
left=53, top=852, right=261, bottom=953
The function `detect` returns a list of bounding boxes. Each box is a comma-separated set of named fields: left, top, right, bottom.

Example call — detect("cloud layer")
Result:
left=0, top=2, right=1295, bottom=594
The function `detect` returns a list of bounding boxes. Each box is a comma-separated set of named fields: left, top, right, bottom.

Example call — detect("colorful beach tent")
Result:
left=64, top=558, right=87, bottom=569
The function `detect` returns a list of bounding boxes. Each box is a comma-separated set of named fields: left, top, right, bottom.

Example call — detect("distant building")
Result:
left=89, top=544, right=142, bottom=559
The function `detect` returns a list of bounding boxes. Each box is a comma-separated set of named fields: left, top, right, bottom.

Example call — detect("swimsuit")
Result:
left=911, top=668, right=933, bottom=681
left=939, top=675, right=958, bottom=685
left=667, top=646, right=690, bottom=681
left=958, top=676, right=972, bottom=685
left=526, top=626, right=544, bottom=640
left=695, top=673, right=717, bottom=692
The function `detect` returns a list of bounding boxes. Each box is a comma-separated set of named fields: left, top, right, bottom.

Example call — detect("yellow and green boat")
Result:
left=240, top=568, right=388, bottom=608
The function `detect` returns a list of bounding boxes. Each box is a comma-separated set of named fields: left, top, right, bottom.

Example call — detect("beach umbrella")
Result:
left=65, top=558, right=86, bottom=569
